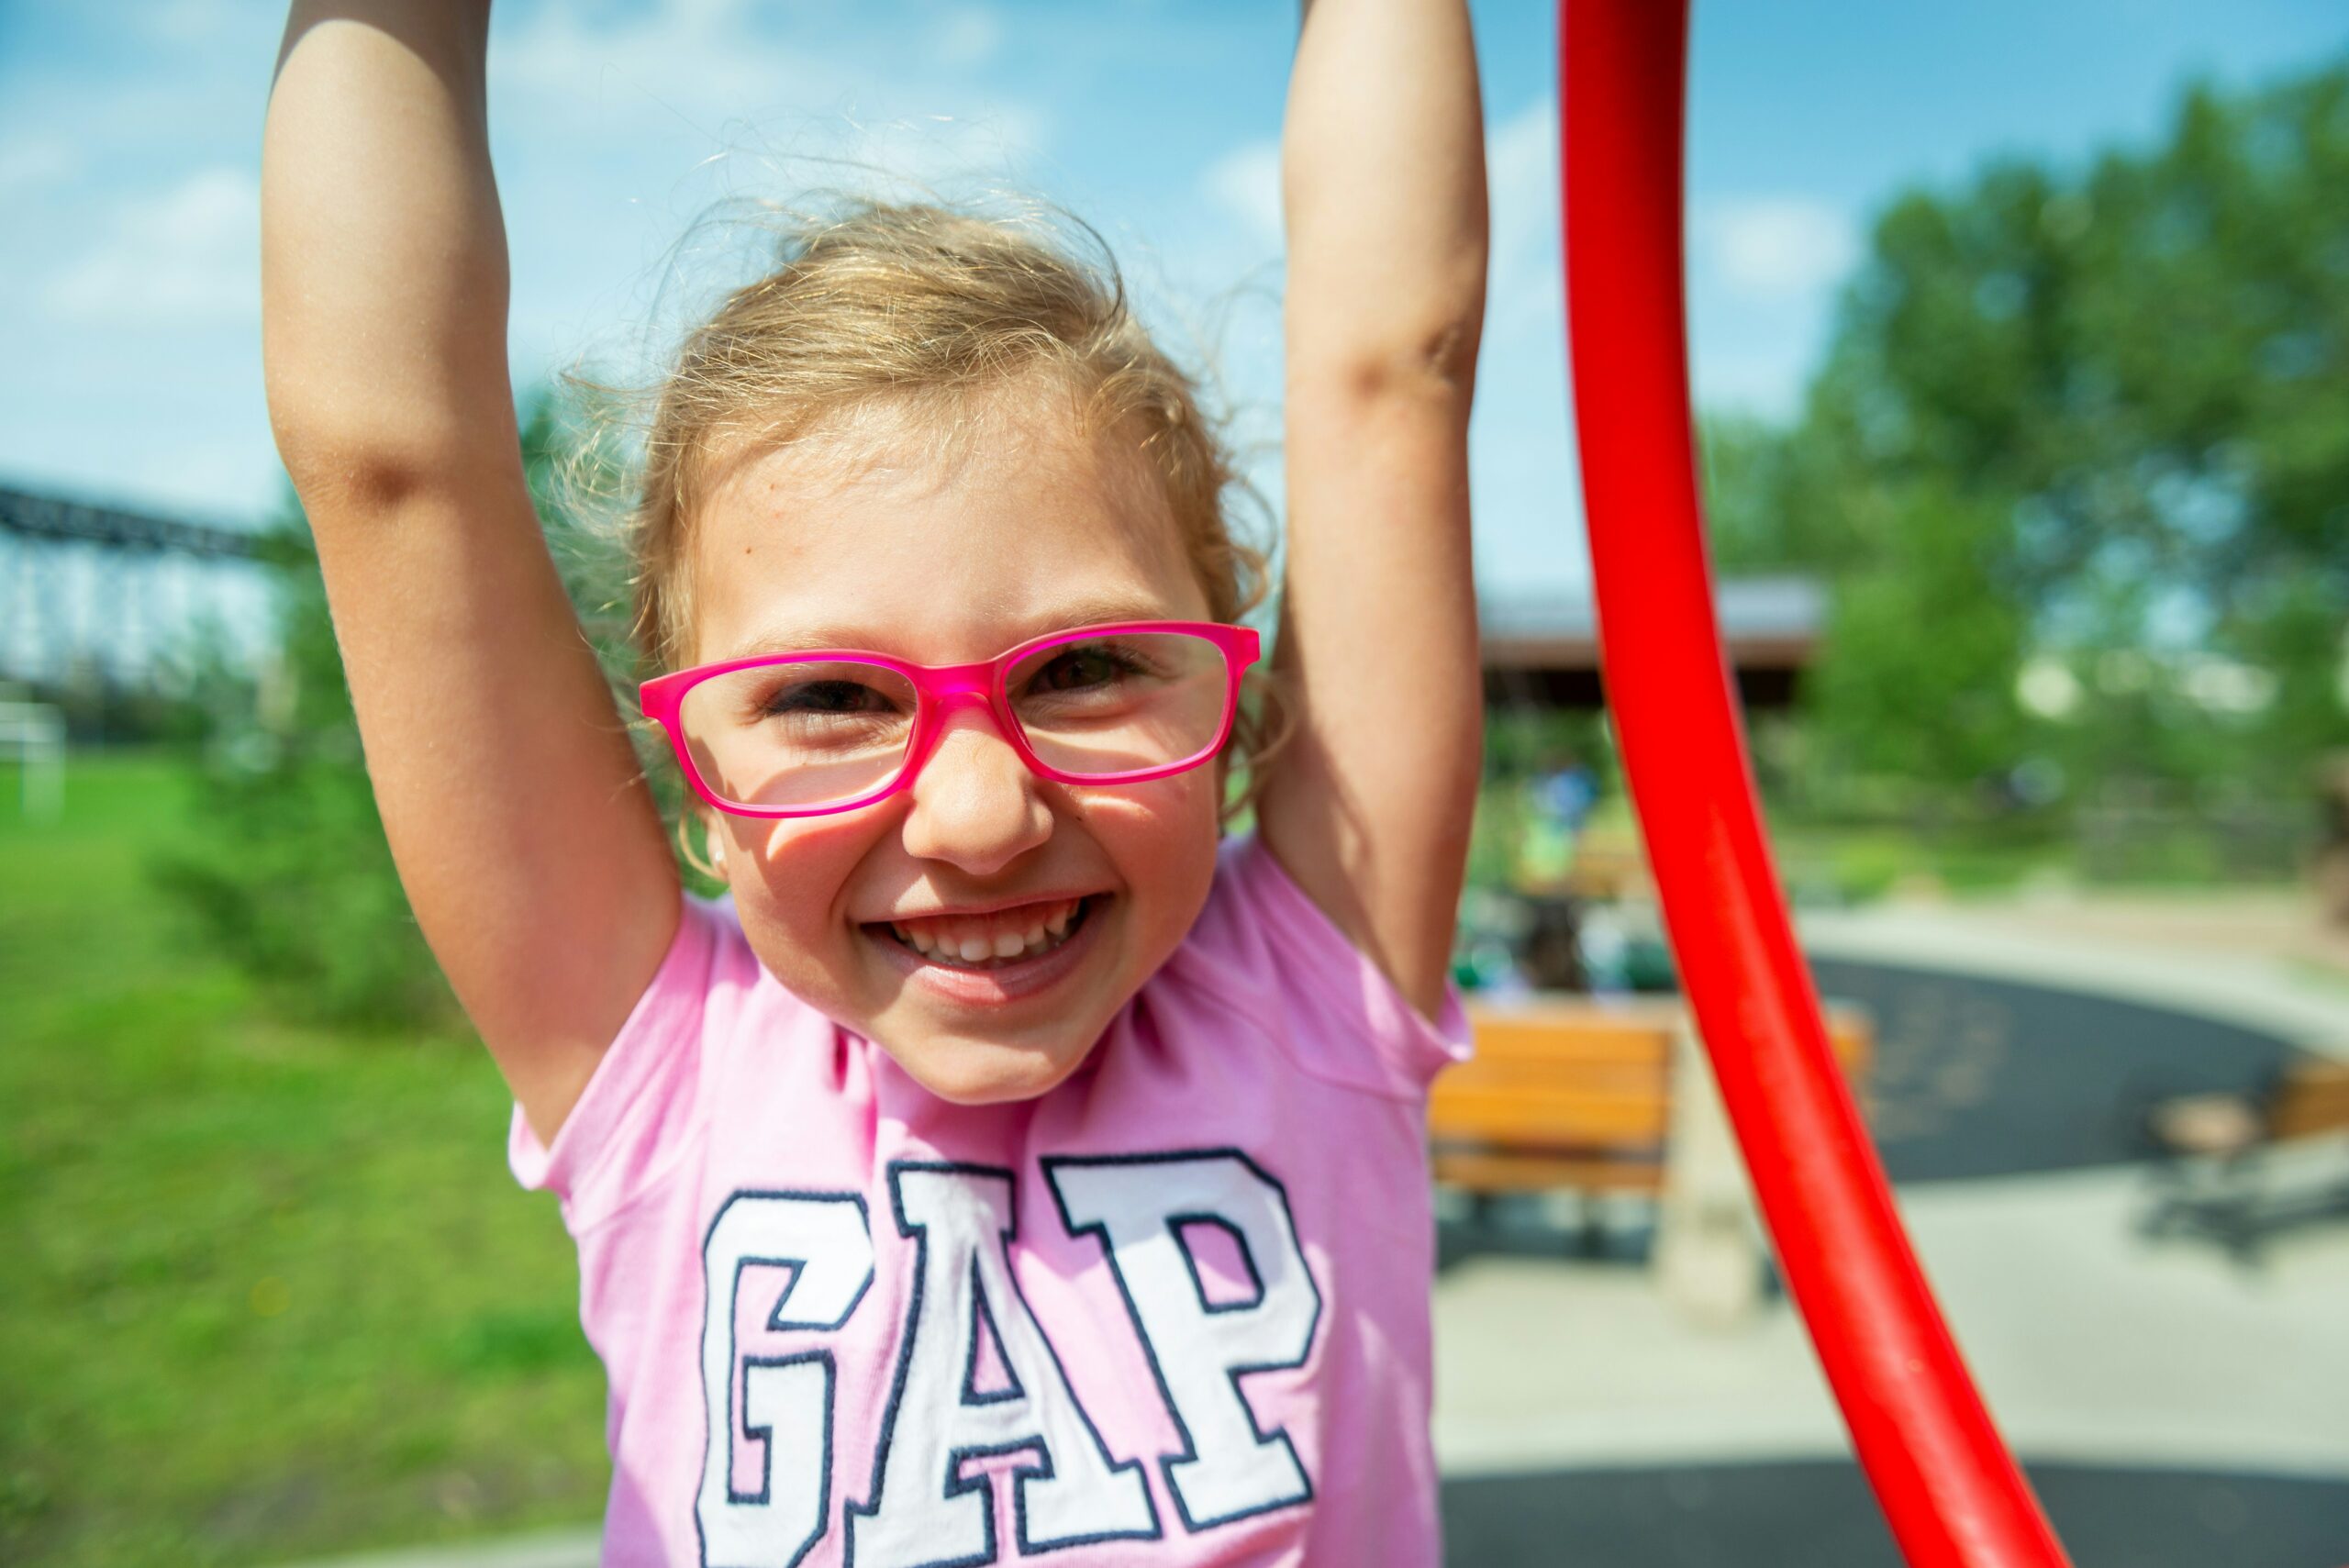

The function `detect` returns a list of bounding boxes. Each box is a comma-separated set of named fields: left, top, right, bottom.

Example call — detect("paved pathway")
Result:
left=1431, top=1162, right=2349, bottom=1479
left=273, top=1535, right=602, bottom=1568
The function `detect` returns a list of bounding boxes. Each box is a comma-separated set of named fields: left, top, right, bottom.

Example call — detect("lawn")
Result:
left=1, top=752, right=607, bottom=1565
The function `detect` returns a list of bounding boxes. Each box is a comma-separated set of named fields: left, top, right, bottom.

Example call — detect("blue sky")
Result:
left=5, top=0, right=2345, bottom=595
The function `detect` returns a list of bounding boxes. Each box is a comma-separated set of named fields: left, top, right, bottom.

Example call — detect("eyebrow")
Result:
left=719, top=592, right=1196, bottom=663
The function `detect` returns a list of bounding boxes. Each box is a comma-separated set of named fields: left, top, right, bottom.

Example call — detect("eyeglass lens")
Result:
left=674, top=630, right=1234, bottom=810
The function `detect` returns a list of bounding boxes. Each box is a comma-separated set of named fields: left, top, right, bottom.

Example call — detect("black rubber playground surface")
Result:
left=1807, top=957, right=2299, bottom=1184
left=1441, top=1460, right=2349, bottom=1567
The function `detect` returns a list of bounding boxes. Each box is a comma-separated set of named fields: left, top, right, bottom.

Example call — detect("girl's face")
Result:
left=685, top=393, right=1223, bottom=1105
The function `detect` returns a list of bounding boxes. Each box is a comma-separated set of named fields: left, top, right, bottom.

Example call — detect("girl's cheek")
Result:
left=745, top=812, right=877, bottom=871
left=1074, top=770, right=1216, bottom=832
left=724, top=817, right=885, bottom=1015
left=731, top=816, right=883, bottom=930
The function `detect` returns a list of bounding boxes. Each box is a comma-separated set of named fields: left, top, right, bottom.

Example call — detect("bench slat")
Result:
left=1432, top=1150, right=1664, bottom=1194
left=1436, top=1060, right=1669, bottom=1095
left=1431, top=1086, right=1669, bottom=1144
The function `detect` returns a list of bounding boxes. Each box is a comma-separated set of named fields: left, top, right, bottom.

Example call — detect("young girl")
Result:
left=262, top=2, right=1486, bottom=1562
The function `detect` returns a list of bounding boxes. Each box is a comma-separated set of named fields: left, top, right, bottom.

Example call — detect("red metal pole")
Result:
left=1558, top=3, right=2074, bottom=1563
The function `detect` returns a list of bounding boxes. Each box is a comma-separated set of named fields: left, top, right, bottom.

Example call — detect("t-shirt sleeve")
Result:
left=1204, top=832, right=1475, bottom=1100
left=507, top=889, right=727, bottom=1230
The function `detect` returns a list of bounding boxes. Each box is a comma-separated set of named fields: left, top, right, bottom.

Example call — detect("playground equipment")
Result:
left=1558, top=2, right=2076, bottom=1562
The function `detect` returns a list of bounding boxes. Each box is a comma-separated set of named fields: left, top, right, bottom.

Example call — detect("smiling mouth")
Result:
left=873, top=895, right=1100, bottom=971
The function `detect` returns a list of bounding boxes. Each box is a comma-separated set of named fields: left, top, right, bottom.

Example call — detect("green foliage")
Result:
left=1808, top=480, right=2030, bottom=784
left=1704, top=57, right=2349, bottom=808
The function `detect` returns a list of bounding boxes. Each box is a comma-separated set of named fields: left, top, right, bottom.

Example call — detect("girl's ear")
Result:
left=703, top=812, right=729, bottom=881
left=674, top=808, right=729, bottom=883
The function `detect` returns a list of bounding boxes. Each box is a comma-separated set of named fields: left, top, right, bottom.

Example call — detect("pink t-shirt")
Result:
left=510, top=832, right=1472, bottom=1568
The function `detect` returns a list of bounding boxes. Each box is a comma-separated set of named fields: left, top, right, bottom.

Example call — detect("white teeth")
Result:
left=884, top=897, right=1090, bottom=968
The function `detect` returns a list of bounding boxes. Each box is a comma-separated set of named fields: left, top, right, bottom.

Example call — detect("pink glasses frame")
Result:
left=639, top=619, right=1263, bottom=819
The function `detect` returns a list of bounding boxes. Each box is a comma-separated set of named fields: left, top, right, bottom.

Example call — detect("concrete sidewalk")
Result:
left=272, top=1531, right=602, bottom=1568
left=1431, top=1160, right=2349, bottom=1478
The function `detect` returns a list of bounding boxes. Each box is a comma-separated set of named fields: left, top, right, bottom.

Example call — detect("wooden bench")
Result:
left=2140, top=1054, right=2349, bottom=1262
left=1431, top=995, right=1874, bottom=1320
left=1430, top=995, right=1874, bottom=1203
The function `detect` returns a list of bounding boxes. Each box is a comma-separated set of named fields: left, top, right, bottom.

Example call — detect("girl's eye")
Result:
left=1013, top=638, right=1184, bottom=713
left=1032, top=647, right=1130, bottom=694
left=759, top=677, right=900, bottom=718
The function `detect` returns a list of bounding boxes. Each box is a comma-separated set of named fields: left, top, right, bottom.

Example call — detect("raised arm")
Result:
left=262, top=0, right=677, bottom=1142
left=1259, top=0, right=1488, bottom=1018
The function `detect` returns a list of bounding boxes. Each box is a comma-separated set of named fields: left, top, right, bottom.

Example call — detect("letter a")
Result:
left=1046, top=1151, right=1321, bottom=1531
left=847, top=1162, right=1156, bottom=1568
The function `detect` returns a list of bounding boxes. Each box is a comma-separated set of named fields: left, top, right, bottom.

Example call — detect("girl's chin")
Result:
left=879, top=1029, right=1101, bottom=1106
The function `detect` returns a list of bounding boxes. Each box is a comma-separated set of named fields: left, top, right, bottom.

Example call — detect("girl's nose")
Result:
left=898, top=711, right=1052, bottom=876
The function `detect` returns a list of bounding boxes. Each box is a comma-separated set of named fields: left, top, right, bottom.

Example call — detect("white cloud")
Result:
left=1194, top=94, right=1564, bottom=327
left=928, top=6, right=1007, bottom=72
left=1200, top=139, right=1281, bottom=245
left=478, top=0, right=1052, bottom=390
left=45, top=166, right=259, bottom=326
left=1486, top=95, right=1561, bottom=331
left=131, top=0, right=250, bottom=46
left=492, top=0, right=794, bottom=114
left=823, top=106, right=1053, bottom=196
left=488, top=0, right=1044, bottom=183
left=1694, top=196, right=1857, bottom=301
left=0, top=138, right=78, bottom=195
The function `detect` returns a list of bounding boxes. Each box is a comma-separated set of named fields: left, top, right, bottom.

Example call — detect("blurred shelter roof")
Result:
left=1480, top=574, right=1824, bottom=710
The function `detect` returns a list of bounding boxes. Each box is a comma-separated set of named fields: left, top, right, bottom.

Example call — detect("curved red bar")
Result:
left=1557, top=4, right=2074, bottom=1563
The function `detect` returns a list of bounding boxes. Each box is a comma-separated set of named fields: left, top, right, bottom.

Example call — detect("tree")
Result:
left=1707, top=56, right=2349, bottom=804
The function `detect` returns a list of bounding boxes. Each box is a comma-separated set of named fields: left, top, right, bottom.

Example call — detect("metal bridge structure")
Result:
left=0, top=482, right=282, bottom=692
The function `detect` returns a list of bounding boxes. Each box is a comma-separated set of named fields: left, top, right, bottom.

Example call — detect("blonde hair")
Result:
left=576, top=197, right=1285, bottom=860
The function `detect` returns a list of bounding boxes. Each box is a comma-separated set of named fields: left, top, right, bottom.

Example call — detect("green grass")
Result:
left=1467, top=777, right=2303, bottom=907
left=1, top=754, right=607, bottom=1565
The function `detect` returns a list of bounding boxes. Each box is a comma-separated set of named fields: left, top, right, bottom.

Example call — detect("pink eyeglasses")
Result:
left=640, top=620, right=1261, bottom=818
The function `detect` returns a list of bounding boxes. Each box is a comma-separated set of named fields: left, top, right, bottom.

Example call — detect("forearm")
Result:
left=1283, top=0, right=1489, bottom=386
left=1262, top=0, right=1486, bottom=1016
left=262, top=0, right=516, bottom=498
